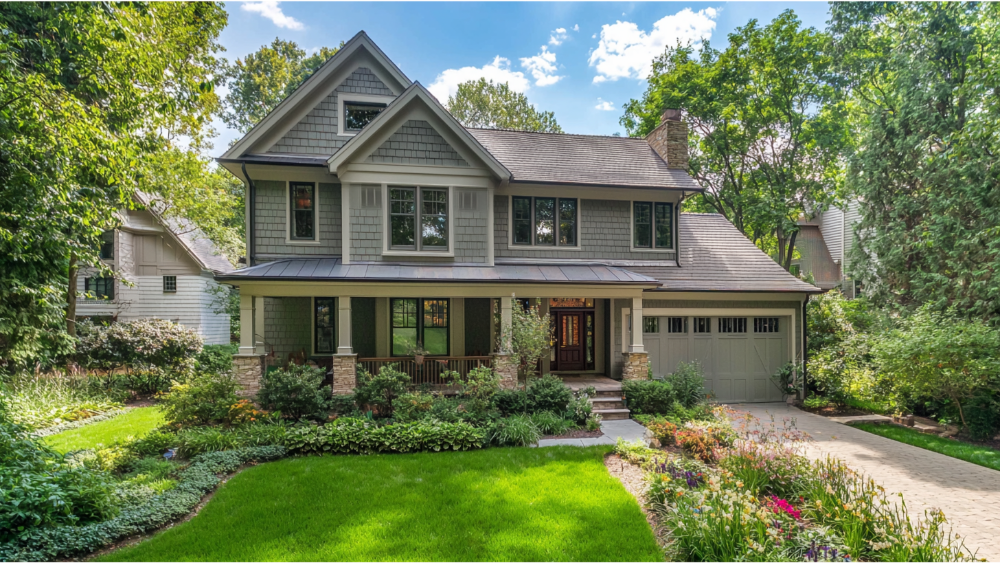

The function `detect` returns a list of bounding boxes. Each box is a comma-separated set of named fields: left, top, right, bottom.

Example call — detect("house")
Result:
left=792, top=200, right=862, bottom=297
left=216, top=31, right=820, bottom=403
left=75, top=193, right=234, bottom=344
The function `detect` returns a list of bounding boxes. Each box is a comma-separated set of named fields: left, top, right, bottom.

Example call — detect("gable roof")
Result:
left=133, top=192, right=234, bottom=274
left=627, top=213, right=821, bottom=293
left=326, top=82, right=511, bottom=179
left=221, top=31, right=411, bottom=161
left=467, top=129, right=700, bottom=191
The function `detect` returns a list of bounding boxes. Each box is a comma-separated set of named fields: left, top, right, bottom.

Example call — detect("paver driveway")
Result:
left=733, top=403, right=1000, bottom=561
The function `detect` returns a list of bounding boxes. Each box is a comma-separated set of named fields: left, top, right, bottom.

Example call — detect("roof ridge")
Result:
left=467, top=127, right=643, bottom=141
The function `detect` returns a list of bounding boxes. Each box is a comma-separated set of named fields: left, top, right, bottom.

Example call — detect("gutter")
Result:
left=242, top=162, right=257, bottom=267
left=802, top=295, right=809, bottom=399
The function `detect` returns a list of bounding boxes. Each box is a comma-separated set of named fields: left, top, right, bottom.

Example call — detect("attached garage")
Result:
left=642, top=314, right=791, bottom=403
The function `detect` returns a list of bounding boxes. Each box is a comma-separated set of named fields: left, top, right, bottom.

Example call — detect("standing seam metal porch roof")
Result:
left=216, top=260, right=659, bottom=284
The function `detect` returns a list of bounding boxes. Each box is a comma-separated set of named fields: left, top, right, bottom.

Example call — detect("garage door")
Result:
left=643, top=316, right=787, bottom=403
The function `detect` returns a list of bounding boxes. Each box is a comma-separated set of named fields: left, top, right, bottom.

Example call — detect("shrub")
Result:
left=803, top=395, right=831, bottom=409
left=354, top=364, right=409, bottom=416
left=194, top=344, right=237, bottom=375
left=282, top=419, right=484, bottom=455
left=488, top=414, right=540, bottom=447
left=444, top=366, right=500, bottom=414
left=565, top=393, right=593, bottom=425
left=131, top=429, right=177, bottom=457
left=328, top=393, right=359, bottom=417
left=527, top=374, right=572, bottom=413
left=77, top=318, right=203, bottom=376
left=640, top=416, right=678, bottom=445
left=162, top=371, right=241, bottom=427
left=175, top=423, right=287, bottom=457
left=674, top=422, right=736, bottom=463
left=530, top=410, right=574, bottom=436
left=0, top=420, right=118, bottom=542
left=493, top=388, right=530, bottom=415
left=668, top=361, right=706, bottom=407
left=964, top=392, right=1000, bottom=441
left=256, top=364, right=328, bottom=421
left=622, top=379, right=675, bottom=415
left=392, top=392, right=435, bottom=422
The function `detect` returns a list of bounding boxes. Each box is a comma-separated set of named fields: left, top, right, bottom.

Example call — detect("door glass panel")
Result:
left=586, top=312, right=594, bottom=365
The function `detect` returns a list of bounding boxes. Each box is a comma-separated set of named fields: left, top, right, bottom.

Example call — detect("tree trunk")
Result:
left=782, top=230, right=799, bottom=272
left=954, top=394, right=968, bottom=429
left=67, top=253, right=78, bottom=337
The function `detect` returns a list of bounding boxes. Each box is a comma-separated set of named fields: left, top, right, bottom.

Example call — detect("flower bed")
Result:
left=622, top=409, right=975, bottom=562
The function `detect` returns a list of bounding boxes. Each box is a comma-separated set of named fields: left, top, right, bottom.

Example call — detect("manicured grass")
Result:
left=100, top=446, right=661, bottom=562
left=854, top=422, right=1000, bottom=472
left=44, top=407, right=165, bottom=453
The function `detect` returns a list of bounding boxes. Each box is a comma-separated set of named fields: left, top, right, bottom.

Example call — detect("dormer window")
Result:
left=344, top=101, right=386, bottom=132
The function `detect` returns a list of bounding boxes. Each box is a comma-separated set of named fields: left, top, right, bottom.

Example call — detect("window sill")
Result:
left=507, top=245, right=583, bottom=251
left=628, top=247, right=676, bottom=253
left=382, top=249, right=454, bottom=258
left=284, top=239, right=322, bottom=246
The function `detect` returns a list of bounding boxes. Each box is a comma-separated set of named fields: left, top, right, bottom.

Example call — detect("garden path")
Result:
left=536, top=419, right=649, bottom=447
left=733, top=403, right=1000, bottom=561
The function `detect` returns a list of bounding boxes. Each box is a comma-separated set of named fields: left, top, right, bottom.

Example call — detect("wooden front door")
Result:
left=555, top=311, right=586, bottom=371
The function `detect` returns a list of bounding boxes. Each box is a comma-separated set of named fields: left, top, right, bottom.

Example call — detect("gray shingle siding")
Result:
left=253, top=180, right=342, bottom=256
left=269, top=67, right=394, bottom=156
left=455, top=189, right=488, bottom=264
left=264, top=297, right=312, bottom=361
left=494, top=196, right=677, bottom=261
left=349, top=184, right=383, bottom=262
left=365, top=120, right=469, bottom=167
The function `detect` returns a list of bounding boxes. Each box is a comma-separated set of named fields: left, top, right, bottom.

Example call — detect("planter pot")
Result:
left=414, top=355, right=424, bottom=366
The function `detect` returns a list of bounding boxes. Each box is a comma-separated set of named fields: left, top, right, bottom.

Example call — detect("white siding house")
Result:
left=76, top=196, right=234, bottom=344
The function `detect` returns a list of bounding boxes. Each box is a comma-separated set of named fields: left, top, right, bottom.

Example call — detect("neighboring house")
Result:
left=216, top=31, right=820, bottom=403
left=792, top=200, right=862, bottom=297
left=76, top=193, right=234, bottom=344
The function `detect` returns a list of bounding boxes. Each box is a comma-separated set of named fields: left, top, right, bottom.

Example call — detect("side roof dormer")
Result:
left=221, top=31, right=411, bottom=160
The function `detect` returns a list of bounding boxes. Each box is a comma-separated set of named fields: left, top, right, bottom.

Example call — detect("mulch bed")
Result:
left=798, top=405, right=871, bottom=417
left=541, top=428, right=603, bottom=440
left=124, top=399, right=159, bottom=408
left=603, top=453, right=671, bottom=552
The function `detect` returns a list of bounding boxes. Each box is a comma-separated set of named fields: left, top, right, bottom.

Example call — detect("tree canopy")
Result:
left=447, top=78, right=562, bottom=133
left=222, top=38, right=342, bottom=134
left=621, top=10, right=848, bottom=270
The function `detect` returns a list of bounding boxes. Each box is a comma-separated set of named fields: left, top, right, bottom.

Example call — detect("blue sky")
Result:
left=213, top=1, right=831, bottom=153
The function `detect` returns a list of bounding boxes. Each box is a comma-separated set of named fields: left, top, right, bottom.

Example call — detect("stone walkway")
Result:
left=733, top=403, right=1000, bottom=561
left=536, top=419, right=648, bottom=447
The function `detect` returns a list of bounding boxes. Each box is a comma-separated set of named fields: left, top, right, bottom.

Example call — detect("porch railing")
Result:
left=357, top=356, right=493, bottom=387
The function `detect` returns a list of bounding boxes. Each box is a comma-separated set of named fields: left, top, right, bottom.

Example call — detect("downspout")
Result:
left=802, top=295, right=809, bottom=399
left=242, top=162, right=256, bottom=267
left=676, top=190, right=690, bottom=268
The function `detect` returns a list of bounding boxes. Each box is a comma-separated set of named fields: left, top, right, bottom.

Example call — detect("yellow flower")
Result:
left=736, top=481, right=744, bottom=488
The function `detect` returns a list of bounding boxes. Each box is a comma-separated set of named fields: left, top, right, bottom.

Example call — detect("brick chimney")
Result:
left=646, top=109, right=689, bottom=170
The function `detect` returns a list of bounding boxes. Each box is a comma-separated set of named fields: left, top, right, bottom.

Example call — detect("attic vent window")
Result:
left=344, top=102, right=387, bottom=132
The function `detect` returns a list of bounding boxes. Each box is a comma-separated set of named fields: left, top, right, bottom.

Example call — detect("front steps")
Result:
left=590, top=390, right=631, bottom=421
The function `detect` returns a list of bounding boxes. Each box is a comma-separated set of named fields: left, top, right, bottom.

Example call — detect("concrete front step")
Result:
left=590, top=397, right=624, bottom=410
left=593, top=408, right=631, bottom=421
left=593, top=390, right=622, bottom=399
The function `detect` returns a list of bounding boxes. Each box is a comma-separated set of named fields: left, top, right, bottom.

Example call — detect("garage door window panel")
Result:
left=754, top=317, right=780, bottom=333
left=667, top=317, right=687, bottom=333
left=694, top=317, right=712, bottom=333
left=719, top=318, right=747, bottom=333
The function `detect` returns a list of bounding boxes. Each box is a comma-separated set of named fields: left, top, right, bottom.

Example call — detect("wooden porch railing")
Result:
left=357, top=356, right=493, bottom=387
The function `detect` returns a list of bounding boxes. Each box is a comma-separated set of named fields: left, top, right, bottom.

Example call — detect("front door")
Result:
left=555, top=311, right=586, bottom=370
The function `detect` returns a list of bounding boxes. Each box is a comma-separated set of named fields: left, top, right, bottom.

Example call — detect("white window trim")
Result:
left=381, top=183, right=455, bottom=257
left=286, top=181, right=321, bottom=245
left=337, top=93, right=396, bottom=137
left=506, top=195, right=582, bottom=251
left=628, top=200, right=677, bottom=253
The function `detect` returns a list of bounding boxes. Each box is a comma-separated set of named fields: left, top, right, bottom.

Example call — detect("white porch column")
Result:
left=338, top=296, right=353, bottom=354
left=629, top=296, right=645, bottom=353
left=238, top=293, right=255, bottom=355
left=500, top=295, right=513, bottom=353
left=253, top=296, right=266, bottom=355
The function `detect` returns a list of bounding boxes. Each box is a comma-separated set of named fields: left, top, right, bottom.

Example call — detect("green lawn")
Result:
left=854, top=423, right=1000, bottom=472
left=100, top=446, right=662, bottom=562
left=44, top=407, right=165, bottom=453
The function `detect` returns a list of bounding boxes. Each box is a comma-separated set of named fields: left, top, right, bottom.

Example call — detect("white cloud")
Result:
left=589, top=7, right=718, bottom=83
left=520, top=46, right=562, bottom=87
left=241, top=1, right=303, bottom=30
left=594, top=98, right=615, bottom=111
left=428, top=56, right=531, bottom=103
left=573, top=24, right=580, bottom=31
left=549, top=27, right=568, bottom=46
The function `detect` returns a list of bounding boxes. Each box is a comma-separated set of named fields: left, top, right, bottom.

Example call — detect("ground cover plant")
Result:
left=98, top=447, right=661, bottom=562
left=43, top=407, right=165, bottom=453
left=5, top=372, right=122, bottom=430
left=853, top=423, right=1000, bottom=473
left=624, top=410, right=974, bottom=562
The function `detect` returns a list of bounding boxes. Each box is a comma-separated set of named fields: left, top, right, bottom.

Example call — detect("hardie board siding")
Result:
left=264, top=297, right=312, bottom=362
left=134, top=233, right=202, bottom=276
left=365, top=120, right=469, bottom=167
left=817, top=199, right=862, bottom=277
left=75, top=275, right=230, bottom=345
left=792, top=225, right=840, bottom=286
left=349, top=183, right=383, bottom=262
left=253, top=180, right=342, bottom=257
left=269, top=67, right=394, bottom=156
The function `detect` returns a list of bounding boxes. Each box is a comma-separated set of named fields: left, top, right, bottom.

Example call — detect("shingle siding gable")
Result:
left=365, top=120, right=469, bottom=167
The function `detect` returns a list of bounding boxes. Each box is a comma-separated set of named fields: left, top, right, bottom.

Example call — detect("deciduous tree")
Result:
left=447, top=79, right=562, bottom=133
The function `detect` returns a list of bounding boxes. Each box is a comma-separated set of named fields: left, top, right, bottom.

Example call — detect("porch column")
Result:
left=332, top=296, right=357, bottom=395
left=629, top=297, right=644, bottom=353
left=494, top=295, right=517, bottom=389
left=238, top=293, right=255, bottom=355
left=500, top=295, right=513, bottom=353
left=337, top=296, right=353, bottom=354
left=253, top=296, right=266, bottom=356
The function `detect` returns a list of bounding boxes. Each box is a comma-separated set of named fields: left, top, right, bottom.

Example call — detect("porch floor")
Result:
left=556, top=375, right=622, bottom=393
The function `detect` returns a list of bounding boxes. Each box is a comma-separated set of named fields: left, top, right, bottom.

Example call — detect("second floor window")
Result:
left=512, top=196, right=578, bottom=246
left=344, top=102, right=387, bottom=131
left=290, top=182, right=315, bottom=240
left=99, top=231, right=114, bottom=260
left=390, top=187, right=448, bottom=251
left=85, top=277, right=114, bottom=300
left=633, top=201, right=673, bottom=249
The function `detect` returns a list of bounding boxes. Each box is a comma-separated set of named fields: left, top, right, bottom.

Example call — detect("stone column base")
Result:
left=332, top=354, right=357, bottom=395
left=493, top=353, right=518, bottom=390
left=621, top=352, right=649, bottom=381
left=233, top=354, right=265, bottom=397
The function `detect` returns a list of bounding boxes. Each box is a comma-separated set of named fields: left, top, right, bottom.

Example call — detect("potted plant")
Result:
left=407, top=342, right=429, bottom=365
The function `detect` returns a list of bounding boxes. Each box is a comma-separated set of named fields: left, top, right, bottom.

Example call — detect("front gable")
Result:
left=365, top=120, right=470, bottom=167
